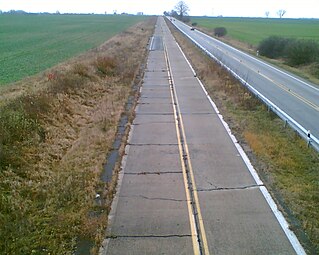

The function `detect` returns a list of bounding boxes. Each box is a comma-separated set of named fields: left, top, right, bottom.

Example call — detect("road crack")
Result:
left=120, top=195, right=186, bottom=202
left=197, top=184, right=264, bottom=192
left=106, top=234, right=192, bottom=239
left=128, top=143, right=178, bottom=146
left=125, top=171, right=182, bottom=175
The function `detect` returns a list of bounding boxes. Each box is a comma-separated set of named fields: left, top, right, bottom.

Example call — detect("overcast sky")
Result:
left=1, top=0, right=318, bottom=18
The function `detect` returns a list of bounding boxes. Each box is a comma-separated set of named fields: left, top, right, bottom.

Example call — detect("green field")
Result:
left=190, top=17, right=319, bottom=46
left=0, top=14, right=146, bottom=85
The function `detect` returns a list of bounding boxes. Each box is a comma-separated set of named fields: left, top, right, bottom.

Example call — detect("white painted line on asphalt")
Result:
left=189, top=22, right=319, bottom=93
left=173, top=36, right=306, bottom=255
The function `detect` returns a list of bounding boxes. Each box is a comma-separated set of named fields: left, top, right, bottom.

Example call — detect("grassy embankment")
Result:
left=0, top=15, right=155, bottom=254
left=190, top=17, right=319, bottom=46
left=167, top=19, right=319, bottom=254
left=189, top=17, right=319, bottom=83
left=0, top=14, right=146, bottom=85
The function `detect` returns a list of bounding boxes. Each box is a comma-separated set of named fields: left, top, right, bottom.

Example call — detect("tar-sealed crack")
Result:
left=197, top=184, right=264, bottom=192
left=128, top=143, right=178, bottom=146
left=140, top=96, right=171, bottom=99
left=132, top=121, right=175, bottom=125
left=180, top=112, right=216, bottom=115
left=120, top=195, right=186, bottom=202
left=136, top=112, right=174, bottom=115
left=125, top=171, right=182, bottom=175
left=107, top=234, right=191, bottom=239
left=138, top=103, right=171, bottom=105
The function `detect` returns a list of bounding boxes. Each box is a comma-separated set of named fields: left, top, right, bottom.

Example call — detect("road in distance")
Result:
left=170, top=19, right=319, bottom=141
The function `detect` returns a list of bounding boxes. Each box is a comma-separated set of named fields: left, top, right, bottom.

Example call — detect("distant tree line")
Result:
left=0, top=10, right=28, bottom=14
left=0, top=10, right=62, bottom=15
left=258, top=36, right=319, bottom=71
left=0, top=9, right=125, bottom=15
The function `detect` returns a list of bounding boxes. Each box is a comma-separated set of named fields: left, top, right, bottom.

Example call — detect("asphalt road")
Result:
left=170, top=18, right=319, bottom=141
left=100, top=17, right=305, bottom=255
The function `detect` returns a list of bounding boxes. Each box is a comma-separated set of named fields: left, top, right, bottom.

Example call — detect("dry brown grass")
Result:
left=167, top=20, right=319, bottom=254
left=0, top=18, right=156, bottom=254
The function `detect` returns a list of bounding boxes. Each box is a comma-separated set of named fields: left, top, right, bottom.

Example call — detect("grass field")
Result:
left=190, top=17, right=319, bottom=46
left=0, top=14, right=146, bottom=85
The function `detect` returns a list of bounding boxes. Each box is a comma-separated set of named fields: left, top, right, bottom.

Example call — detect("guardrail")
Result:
left=169, top=19, right=319, bottom=153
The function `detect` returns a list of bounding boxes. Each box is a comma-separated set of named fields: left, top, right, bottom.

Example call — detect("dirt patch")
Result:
left=0, top=17, right=156, bottom=254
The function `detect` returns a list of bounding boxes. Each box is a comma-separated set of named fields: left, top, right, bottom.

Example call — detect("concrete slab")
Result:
left=178, top=98, right=214, bottom=114
left=107, top=236, right=193, bottom=255
left=181, top=114, right=235, bottom=145
left=129, top=122, right=177, bottom=145
left=138, top=96, right=172, bottom=105
left=119, top=173, right=186, bottom=200
left=175, top=86, right=207, bottom=99
left=144, top=71, right=169, bottom=80
left=198, top=189, right=295, bottom=255
left=124, top=145, right=181, bottom=173
left=140, top=87, right=171, bottom=98
left=110, top=173, right=190, bottom=236
left=133, top=114, right=174, bottom=125
left=137, top=102, right=173, bottom=114
left=143, top=79, right=169, bottom=87
left=187, top=143, right=256, bottom=190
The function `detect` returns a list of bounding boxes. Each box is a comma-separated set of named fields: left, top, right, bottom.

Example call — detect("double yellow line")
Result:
left=164, top=42, right=210, bottom=255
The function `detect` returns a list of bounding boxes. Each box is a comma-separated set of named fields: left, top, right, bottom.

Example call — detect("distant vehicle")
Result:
left=190, top=27, right=195, bottom=31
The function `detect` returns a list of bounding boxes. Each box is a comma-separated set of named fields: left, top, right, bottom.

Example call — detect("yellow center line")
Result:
left=178, top=112, right=211, bottom=255
left=164, top=40, right=210, bottom=255
left=258, top=72, right=319, bottom=111
left=164, top=44, right=200, bottom=255
left=198, top=35, right=319, bottom=112
left=174, top=101, right=201, bottom=255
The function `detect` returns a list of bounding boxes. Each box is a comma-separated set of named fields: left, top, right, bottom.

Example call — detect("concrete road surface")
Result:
left=170, top=18, right=319, bottom=142
left=100, top=17, right=305, bottom=255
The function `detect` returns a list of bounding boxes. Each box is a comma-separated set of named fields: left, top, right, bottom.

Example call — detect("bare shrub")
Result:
left=309, top=62, right=319, bottom=78
left=214, top=27, right=227, bottom=37
left=94, top=56, right=117, bottom=77
left=49, top=72, right=86, bottom=95
left=286, top=40, right=319, bottom=66
left=72, top=63, right=90, bottom=77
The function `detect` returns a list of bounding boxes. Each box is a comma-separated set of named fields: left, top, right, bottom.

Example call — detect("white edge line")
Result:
left=198, top=29, right=319, bottom=92
left=173, top=19, right=319, bottom=93
left=99, top=125, right=135, bottom=255
left=173, top=36, right=306, bottom=255
left=171, top=19, right=319, bottom=151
